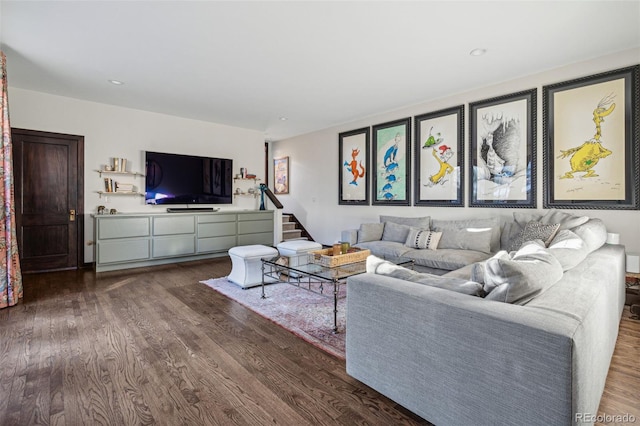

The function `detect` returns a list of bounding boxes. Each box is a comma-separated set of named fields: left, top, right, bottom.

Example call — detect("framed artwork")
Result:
left=414, top=105, right=464, bottom=207
left=372, top=117, right=411, bottom=206
left=469, top=88, right=537, bottom=208
left=273, top=156, right=289, bottom=194
left=339, top=127, right=370, bottom=205
left=543, top=65, right=639, bottom=210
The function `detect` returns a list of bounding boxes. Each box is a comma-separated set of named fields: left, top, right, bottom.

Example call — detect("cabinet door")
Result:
left=97, top=238, right=151, bottom=264
left=153, top=235, right=196, bottom=258
left=153, top=215, right=195, bottom=235
left=98, top=217, right=150, bottom=239
left=197, top=236, right=237, bottom=253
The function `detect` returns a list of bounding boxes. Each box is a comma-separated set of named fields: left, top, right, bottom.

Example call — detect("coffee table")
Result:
left=261, top=255, right=413, bottom=333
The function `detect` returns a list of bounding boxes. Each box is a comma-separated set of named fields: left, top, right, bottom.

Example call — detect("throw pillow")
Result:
left=431, top=217, right=500, bottom=252
left=404, top=228, right=442, bottom=250
left=572, top=218, right=607, bottom=253
left=357, top=222, right=385, bottom=243
left=366, top=255, right=484, bottom=297
left=547, top=229, right=590, bottom=271
left=379, top=215, right=430, bottom=229
left=381, top=221, right=412, bottom=243
left=483, top=240, right=564, bottom=305
left=437, top=228, right=492, bottom=253
left=470, top=251, right=510, bottom=284
left=540, top=209, right=589, bottom=230
left=507, top=221, right=560, bottom=252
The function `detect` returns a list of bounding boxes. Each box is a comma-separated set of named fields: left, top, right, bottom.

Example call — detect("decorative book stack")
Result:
left=115, top=182, right=136, bottom=193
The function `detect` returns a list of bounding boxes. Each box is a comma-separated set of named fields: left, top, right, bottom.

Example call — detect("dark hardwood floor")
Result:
left=1, top=257, right=638, bottom=425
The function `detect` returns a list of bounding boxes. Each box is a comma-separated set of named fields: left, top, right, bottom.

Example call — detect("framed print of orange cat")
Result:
left=543, top=65, right=639, bottom=210
left=339, top=127, right=370, bottom=205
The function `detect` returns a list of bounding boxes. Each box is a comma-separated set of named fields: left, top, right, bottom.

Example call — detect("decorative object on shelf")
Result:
left=543, top=65, right=639, bottom=210
left=97, top=205, right=106, bottom=215
left=414, top=105, right=464, bottom=207
left=240, top=167, right=247, bottom=178
left=259, top=183, right=267, bottom=210
left=109, top=208, right=117, bottom=215
left=469, top=88, right=537, bottom=208
left=339, top=127, right=370, bottom=206
left=274, top=156, right=289, bottom=194
left=372, top=117, right=411, bottom=206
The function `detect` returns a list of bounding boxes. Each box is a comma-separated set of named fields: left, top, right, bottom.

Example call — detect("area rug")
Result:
left=200, top=277, right=346, bottom=359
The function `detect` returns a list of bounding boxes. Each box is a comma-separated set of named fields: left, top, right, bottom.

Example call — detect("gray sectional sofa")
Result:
left=342, top=211, right=625, bottom=426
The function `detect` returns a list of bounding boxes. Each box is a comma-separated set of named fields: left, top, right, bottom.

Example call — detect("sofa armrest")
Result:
left=341, top=229, right=358, bottom=245
left=346, top=273, right=577, bottom=426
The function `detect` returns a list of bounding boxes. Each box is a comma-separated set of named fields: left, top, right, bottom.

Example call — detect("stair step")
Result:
left=282, top=214, right=293, bottom=222
left=282, top=223, right=297, bottom=231
left=283, top=229, right=302, bottom=239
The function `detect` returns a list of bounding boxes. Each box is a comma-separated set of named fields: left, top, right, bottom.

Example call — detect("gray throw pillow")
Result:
left=572, top=218, right=607, bottom=253
left=513, top=211, right=542, bottom=228
left=404, top=228, right=442, bottom=250
left=547, top=229, right=590, bottom=271
left=471, top=251, right=510, bottom=284
left=437, top=228, right=492, bottom=253
left=379, top=215, right=430, bottom=229
left=540, top=209, right=589, bottom=230
left=366, top=255, right=484, bottom=297
left=483, top=240, right=564, bottom=305
left=432, top=217, right=500, bottom=252
left=358, top=222, right=385, bottom=243
left=381, top=221, right=412, bottom=243
left=507, top=221, right=560, bottom=252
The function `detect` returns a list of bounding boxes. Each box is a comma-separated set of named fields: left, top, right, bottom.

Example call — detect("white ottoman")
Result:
left=228, top=245, right=279, bottom=289
left=277, top=240, right=323, bottom=267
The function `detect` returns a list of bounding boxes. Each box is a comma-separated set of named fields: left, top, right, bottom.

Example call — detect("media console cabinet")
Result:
left=93, top=210, right=274, bottom=272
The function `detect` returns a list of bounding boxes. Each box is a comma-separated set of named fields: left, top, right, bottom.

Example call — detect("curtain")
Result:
left=0, top=51, right=23, bottom=309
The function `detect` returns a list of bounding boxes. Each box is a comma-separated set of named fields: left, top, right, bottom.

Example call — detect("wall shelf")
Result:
left=96, top=169, right=145, bottom=178
left=96, top=191, right=145, bottom=198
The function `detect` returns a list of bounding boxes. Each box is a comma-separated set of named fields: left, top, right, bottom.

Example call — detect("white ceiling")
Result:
left=2, top=1, right=639, bottom=141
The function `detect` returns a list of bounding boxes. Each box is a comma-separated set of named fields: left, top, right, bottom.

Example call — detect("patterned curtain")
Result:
left=0, top=51, right=23, bottom=309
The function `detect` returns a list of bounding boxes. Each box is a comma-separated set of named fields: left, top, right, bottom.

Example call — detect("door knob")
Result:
left=69, top=209, right=76, bottom=221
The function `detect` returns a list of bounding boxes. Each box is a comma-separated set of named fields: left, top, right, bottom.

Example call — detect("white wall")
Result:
left=272, top=48, right=640, bottom=255
left=8, top=88, right=266, bottom=262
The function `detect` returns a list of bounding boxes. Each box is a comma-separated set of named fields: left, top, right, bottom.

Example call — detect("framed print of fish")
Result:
left=372, top=117, right=411, bottom=206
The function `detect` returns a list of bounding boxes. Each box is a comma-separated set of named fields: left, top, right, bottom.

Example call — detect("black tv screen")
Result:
left=145, top=151, right=233, bottom=205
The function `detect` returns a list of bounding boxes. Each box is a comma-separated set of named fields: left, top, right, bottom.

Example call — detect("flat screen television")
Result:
left=145, top=151, right=233, bottom=205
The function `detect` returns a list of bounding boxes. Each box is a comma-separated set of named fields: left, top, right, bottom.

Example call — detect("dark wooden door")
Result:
left=11, top=128, right=84, bottom=272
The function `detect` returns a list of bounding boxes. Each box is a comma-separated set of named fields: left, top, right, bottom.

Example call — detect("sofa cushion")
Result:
left=381, top=221, right=412, bottom=243
left=380, top=215, right=430, bottom=229
left=431, top=217, right=500, bottom=252
left=357, top=222, right=385, bottom=243
left=572, top=218, right=607, bottom=253
left=438, top=227, right=492, bottom=253
left=540, top=209, right=589, bottom=230
left=483, top=240, right=564, bottom=305
left=354, top=241, right=412, bottom=258
left=404, top=228, right=442, bottom=250
left=547, top=229, right=590, bottom=271
left=403, top=248, right=492, bottom=271
left=507, top=221, right=560, bottom=252
left=366, top=255, right=484, bottom=296
left=470, top=251, right=511, bottom=285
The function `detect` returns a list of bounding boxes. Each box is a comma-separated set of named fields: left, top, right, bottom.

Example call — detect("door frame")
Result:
left=11, top=128, right=85, bottom=270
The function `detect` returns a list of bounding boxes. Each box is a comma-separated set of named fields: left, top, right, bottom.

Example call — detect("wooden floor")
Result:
left=0, top=258, right=638, bottom=426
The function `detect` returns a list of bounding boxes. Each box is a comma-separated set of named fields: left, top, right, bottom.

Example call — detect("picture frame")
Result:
left=339, top=127, right=370, bottom=205
left=273, top=156, right=289, bottom=194
left=469, top=88, right=537, bottom=208
left=414, top=105, right=464, bottom=207
left=372, top=117, right=411, bottom=206
left=543, top=65, right=639, bottom=210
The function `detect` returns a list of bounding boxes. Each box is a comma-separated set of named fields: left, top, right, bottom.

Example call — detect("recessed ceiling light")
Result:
left=469, top=48, right=487, bottom=57
left=279, top=117, right=288, bottom=121
left=108, top=79, right=124, bottom=85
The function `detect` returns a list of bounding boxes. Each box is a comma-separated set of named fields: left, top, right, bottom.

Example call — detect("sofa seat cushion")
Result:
left=366, top=255, right=484, bottom=296
left=403, top=248, right=492, bottom=271
left=354, top=241, right=413, bottom=258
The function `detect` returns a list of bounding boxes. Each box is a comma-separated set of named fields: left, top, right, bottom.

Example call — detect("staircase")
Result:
left=282, top=213, right=313, bottom=242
